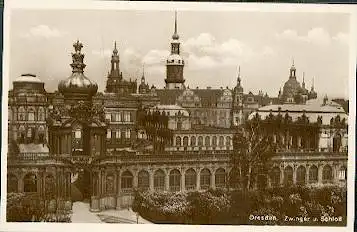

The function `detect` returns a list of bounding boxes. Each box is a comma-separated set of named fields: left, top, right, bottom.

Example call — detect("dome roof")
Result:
left=58, top=40, right=98, bottom=97
left=58, top=72, right=98, bottom=96
left=14, top=74, right=42, bottom=83
left=282, top=78, right=302, bottom=98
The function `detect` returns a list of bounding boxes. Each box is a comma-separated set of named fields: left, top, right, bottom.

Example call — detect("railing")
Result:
left=93, top=152, right=230, bottom=164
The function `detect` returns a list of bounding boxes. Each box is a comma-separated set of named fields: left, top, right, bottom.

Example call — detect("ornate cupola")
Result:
left=165, top=11, right=185, bottom=90
left=58, top=40, right=98, bottom=104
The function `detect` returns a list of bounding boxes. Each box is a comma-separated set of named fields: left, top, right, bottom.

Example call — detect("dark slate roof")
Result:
left=155, top=88, right=225, bottom=107
left=155, top=89, right=183, bottom=105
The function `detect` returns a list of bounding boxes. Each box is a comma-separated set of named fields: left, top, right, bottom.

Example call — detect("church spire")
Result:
left=141, top=64, right=145, bottom=83
left=237, top=65, right=241, bottom=85
left=172, top=11, right=179, bottom=40
left=302, top=72, right=305, bottom=89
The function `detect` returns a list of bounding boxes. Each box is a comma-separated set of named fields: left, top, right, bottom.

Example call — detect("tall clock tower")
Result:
left=165, top=11, right=185, bottom=89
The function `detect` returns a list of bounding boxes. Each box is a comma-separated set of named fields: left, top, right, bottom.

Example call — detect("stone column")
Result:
left=133, top=170, right=138, bottom=189
left=318, top=164, right=323, bottom=185
left=292, top=165, right=297, bottom=185
left=149, top=170, right=154, bottom=192
left=116, top=169, right=121, bottom=210
left=280, top=168, right=284, bottom=186
left=18, top=174, right=23, bottom=192
left=181, top=169, right=185, bottom=191
left=211, top=170, right=216, bottom=189
left=165, top=170, right=169, bottom=191
left=196, top=169, right=201, bottom=191
left=305, top=166, right=309, bottom=186
left=297, top=137, right=301, bottom=148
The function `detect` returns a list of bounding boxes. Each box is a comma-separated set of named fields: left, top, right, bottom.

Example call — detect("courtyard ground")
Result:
left=71, top=201, right=151, bottom=224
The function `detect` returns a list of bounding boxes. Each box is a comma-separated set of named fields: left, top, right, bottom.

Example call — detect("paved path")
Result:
left=97, top=208, right=152, bottom=224
left=71, top=202, right=151, bottom=224
left=71, top=202, right=103, bottom=223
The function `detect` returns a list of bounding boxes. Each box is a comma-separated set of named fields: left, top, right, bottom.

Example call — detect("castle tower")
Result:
left=105, top=41, right=125, bottom=93
left=232, top=66, right=244, bottom=126
left=165, top=11, right=185, bottom=89
left=139, top=64, right=150, bottom=94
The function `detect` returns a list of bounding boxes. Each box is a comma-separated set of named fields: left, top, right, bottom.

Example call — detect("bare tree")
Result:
left=230, top=113, right=276, bottom=190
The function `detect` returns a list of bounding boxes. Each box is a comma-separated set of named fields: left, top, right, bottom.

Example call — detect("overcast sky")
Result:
left=8, top=9, right=350, bottom=98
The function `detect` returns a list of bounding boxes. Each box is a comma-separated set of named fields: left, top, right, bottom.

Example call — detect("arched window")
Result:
left=198, top=136, right=203, bottom=146
left=333, top=134, right=342, bottom=152
left=219, top=136, right=224, bottom=146
left=38, top=126, right=45, bottom=143
left=138, top=170, right=149, bottom=191
left=7, top=174, right=18, bottom=193
left=183, top=136, right=189, bottom=147
left=106, top=173, right=115, bottom=194
left=45, top=175, right=55, bottom=199
left=212, top=136, right=217, bottom=147
left=24, top=173, right=37, bottom=193
left=18, top=107, right=26, bottom=121
left=176, top=136, right=181, bottom=147
left=28, top=108, right=35, bottom=121
left=322, top=165, right=333, bottom=182
left=205, top=136, right=210, bottom=147
left=200, top=169, right=211, bottom=190
left=215, top=168, right=226, bottom=188
left=169, top=169, right=181, bottom=192
left=226, top=136, right=231, bottom=146
left=121, top=171, right=133, bottom=192
left=190, top=136, right=196, bottom=146
left=309, top=165, right=318, bottom=183
left=296, top=166, right=306, bottom=186
left=339, top=166, right=347, bottom=180
left=19, top=125, right=25, bottom=142
left=154, top=169, right=165, bottom=191
left=27, top=128, right=33, bottom=139
left=270, top=167, right=281, bottom=187
left=74, top=129, right=82, bottom=139
left=284, top=166, right=293, bottom=186
left=185, top=168, right=197, bottom=191
left=38, top=107, right=45, bottom=121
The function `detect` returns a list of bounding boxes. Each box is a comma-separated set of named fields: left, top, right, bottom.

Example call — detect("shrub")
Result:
left=7, top=193, right=71, bottom=222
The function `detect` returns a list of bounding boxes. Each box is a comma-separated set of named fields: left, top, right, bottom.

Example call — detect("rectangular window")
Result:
left=116, top=130, right=121, bottom=139
left=105, top=113, right=111, bottom=121
left=126, top=129, right=131, bottom=138
left=111, top=113, right=116, bottom=122
left=107, top=129, right=111, bottom=139
left=116, top=113, right=121, bottom=122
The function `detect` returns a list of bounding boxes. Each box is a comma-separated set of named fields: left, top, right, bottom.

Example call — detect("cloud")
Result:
left=21, top=25, right=67, bottom=39
left=275, top=28, right=347, bottom=46
left=142, top=49, right=169, bottom=66
left=332, top=32, right=348, bottom=45
left=181, top=33, right=273, bottom=70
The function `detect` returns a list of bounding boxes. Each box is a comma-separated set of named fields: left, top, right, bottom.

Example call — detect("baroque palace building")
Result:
left=7, top=13, right=348, bottom=212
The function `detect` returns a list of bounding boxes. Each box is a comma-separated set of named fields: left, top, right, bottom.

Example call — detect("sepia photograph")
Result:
left=1, top=1, right=355, bottom=231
